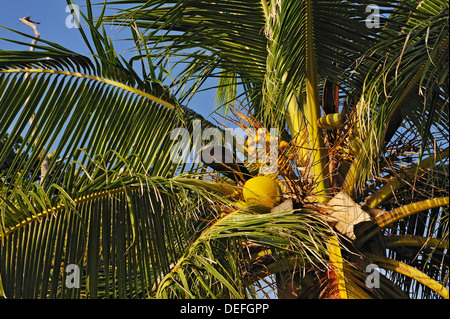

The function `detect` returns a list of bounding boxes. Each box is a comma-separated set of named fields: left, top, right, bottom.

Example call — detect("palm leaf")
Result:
left=342, top=0, right=449, bottom=196
left=0, top=2, right=214, bottom=297
left=0, top=27, right=94, bottom=73
left=156, top=206, right=335, bottom=298
left=0, top=159, right=231, bottom=298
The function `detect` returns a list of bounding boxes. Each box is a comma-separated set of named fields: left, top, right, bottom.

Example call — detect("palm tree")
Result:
left=0, top=0, right=448, bottom=299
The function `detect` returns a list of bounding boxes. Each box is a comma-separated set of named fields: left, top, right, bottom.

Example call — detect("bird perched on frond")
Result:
left=199, top=145, right=253, bottom=184
left=22, top=15, right=40, bottom=24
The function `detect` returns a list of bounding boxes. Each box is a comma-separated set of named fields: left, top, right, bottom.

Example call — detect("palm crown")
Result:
left=0, top=0, right=448, bottom=299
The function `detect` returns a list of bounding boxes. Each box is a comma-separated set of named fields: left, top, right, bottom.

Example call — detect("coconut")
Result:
left=243, top=176, right=282, bottom=213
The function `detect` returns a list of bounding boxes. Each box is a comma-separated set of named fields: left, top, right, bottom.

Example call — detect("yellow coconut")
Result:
left=243, top=176, right=282, bottom=213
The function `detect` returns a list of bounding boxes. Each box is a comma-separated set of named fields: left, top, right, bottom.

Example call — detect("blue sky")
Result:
left=0, top=0, right=219, bottom=120
left=1, top=1, right=88, bottom=53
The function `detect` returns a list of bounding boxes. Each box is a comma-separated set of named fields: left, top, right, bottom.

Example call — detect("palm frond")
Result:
left=0, top=68, right=181, bottom=192
left=343, top=0, right=449, bottom=196
left=0, top=5, right=223, bottom=297
left=0, top=27, right=95, bottom=73
left=104, top=0, right=267, bottom=105
left=0, top=152, right=229, bottom=298
left=156, top=206, right=335, bottom=298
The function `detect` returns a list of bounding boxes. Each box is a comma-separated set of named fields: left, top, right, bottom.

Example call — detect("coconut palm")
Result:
left=0, top=0, right=448, bottom=299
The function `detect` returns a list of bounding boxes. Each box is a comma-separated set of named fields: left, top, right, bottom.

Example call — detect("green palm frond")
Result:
left=0, top=2, right=215, bottom=298
left=156, top=206, right=335, bottom=298
left=0, top=68, right=180, bottom=189
left=105, top=0, right=395, bottom=122
left=343, top=0, right=449, bottom=196
left=105, top=0, right=267, bottom=106
left=0, top=27, right=94, bottom=73
left=0, top=151, right=231, bottom=298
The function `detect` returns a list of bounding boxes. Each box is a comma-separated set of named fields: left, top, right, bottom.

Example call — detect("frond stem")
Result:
left=365, top=148, right=449, bottom=208
left=0, top=69, right=176, bottom=110
left=367, top=253, right=449, bottom=299
left=356, top=196, right=449, bottom=247
left=0, top=186, right=129, bottom=237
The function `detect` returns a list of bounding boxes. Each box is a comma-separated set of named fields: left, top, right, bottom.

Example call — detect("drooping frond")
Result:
left=0, top=150, right=234, bottom=298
